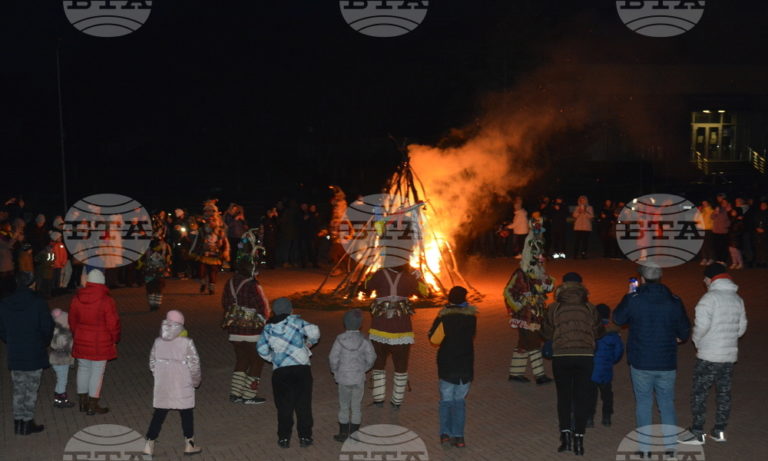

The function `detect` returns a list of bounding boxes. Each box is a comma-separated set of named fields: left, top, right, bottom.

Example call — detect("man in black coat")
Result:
left=0, top=271, right=54, bottom=435
left=428, top=286, right=477, bottom=448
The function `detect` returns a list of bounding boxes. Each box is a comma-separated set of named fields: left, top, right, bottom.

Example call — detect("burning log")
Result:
left=314, top=159, right=480, bottom=304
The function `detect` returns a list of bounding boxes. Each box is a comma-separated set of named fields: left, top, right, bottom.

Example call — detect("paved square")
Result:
left=2, top=259, right=766, bottom=460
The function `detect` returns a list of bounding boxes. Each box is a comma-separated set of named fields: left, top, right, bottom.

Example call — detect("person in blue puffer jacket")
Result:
left=587, top=304, right=624, bottom=428
left=613, top=263, right=690, bottom=457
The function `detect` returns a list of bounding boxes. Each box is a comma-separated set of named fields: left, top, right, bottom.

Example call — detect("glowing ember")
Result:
left=356, top=290, right=377, bottom=301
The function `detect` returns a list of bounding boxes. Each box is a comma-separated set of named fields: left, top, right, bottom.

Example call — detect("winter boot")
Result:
left=13, top=419, right=22, bottom=435
left=333, top=422, right=350, bottom=442
left=349, top=423, right=360, bottom=438
left=208, top=283, right=215, bottom=295
left=19, top=420, right=44, bottom=435
left=78, top=393, right=88, bottom=412
left=199, top=283, right=206, bottom=294
left=54, top=392, right=75, bottom=408
left=184, top=437, right=202, bottom=456
left=143, top=439, right=155, bottom=456
left=87, top=397, right=109, bottom=415
left=557, top=430, right=572, bottom=452
left=371, top=370, right=386, bottom=406
left=391, top=372, right=408, bottom=408
left=573, top=433, right=585, bottom=456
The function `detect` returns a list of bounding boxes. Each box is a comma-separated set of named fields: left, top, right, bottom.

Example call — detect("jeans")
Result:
left=439, top=379, right=471, bottom=438
left=272, top=365, right=313, bottom=440
left=553, top=356, right=594, bottom=433
left=630, top=366, right=677, bottom=452
left=76, top=359, right=107, bottom=398
left=52, top=364, right=71, bottom=394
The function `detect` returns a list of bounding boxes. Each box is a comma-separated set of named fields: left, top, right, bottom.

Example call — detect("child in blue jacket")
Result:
left=588, top=304, right=624, bottom=427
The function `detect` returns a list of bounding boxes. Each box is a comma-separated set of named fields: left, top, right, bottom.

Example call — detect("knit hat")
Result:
left=639, top=262, right=663, bottom=281
left=343, top=309, right=362, bottom=330
left=166, top=310, right=185, bottom=325
left=272, top=297, right=293, bottom=316
left=562, top=272, right=582, bottom=283
left=86, top=269, right=105, bottom=285
left=448, top=286, right=468, bottom=305
left=49, top=231, right=62, bottom=241
left=704, top=262, right=727, bottom=279
left=35, top=214, right=45, bottom=225
left=52, top=308, right=69, bottom=327
left=596, top=303, right=611, bottom=321
left=53, top=216, right=64, bottom=229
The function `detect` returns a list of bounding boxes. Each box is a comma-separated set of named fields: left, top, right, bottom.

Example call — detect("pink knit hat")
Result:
left=165, top=310, right=185, bottom=325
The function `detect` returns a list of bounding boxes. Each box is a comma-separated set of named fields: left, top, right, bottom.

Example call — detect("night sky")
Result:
left=3, top=1, right=768, bottom=216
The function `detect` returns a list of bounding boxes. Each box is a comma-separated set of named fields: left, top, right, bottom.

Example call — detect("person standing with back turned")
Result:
left=613, top=263, right=690, bottom=459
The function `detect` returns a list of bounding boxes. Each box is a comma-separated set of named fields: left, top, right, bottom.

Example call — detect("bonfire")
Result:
left=312, top=160, right=478, bottom=308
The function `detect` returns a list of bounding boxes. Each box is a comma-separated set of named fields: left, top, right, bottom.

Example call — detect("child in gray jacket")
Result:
left=329, top=309, right=376, bottom=442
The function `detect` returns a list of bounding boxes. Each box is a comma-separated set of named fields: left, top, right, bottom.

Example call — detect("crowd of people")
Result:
left=488, top=193, right=768, bottom=268
left=0, top=191, right=756, bottom=458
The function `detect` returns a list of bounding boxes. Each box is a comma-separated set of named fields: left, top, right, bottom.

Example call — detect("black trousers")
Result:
left=713, top=233, right=729, bottom=263
left=146, top=408, right=194, bottom=440
left=589, top=381, right=614, bottom=418
left=573, top=231, right=590, bottom=258
left=553, top=356, right=594, bottom=433
left=272, top=365, right=313, bottom=440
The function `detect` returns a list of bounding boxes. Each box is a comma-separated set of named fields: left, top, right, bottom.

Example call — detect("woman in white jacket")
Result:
left=143, top=310, right=203, bottom=457
left=679, top=263, right=747, bottom=445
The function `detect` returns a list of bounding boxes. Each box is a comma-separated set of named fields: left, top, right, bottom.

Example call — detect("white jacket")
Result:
left=692, top=277, right=747, bottom=363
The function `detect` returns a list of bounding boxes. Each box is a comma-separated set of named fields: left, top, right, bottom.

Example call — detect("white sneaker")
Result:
left=143, top=439, right=155, bottom=456
left=677, top=430, right=705, bottom=445
left=710, top=428, right=726, bottom=442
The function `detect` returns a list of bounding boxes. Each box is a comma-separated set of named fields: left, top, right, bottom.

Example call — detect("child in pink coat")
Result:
left=143, top=310, right=202, bottom=457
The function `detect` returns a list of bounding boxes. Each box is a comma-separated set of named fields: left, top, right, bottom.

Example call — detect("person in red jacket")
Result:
left=69, top=269, right=121, bottom=415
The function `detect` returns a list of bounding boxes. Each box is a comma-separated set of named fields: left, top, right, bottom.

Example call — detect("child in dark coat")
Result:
left=588, top=304, right=624, bottom=427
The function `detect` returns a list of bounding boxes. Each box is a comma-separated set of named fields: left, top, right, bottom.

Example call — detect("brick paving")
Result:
left=1, top=259, right=767, bottom=460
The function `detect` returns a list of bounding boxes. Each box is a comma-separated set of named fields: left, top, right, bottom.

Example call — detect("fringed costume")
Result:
left=503, top=215, right=555, bottom=384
